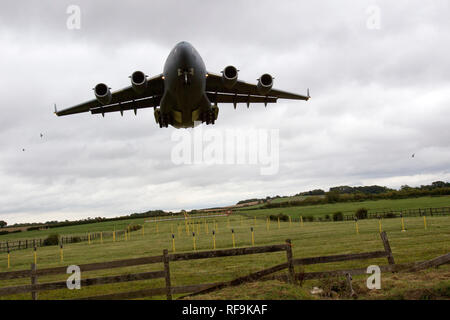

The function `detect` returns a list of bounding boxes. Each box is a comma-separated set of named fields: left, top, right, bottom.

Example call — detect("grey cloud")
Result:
left=0, top=1, right=449, bottom=224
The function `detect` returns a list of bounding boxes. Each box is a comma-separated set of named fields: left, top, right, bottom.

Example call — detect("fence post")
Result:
left=31, top=263, right=38, bottom=300
left=380, top=231, right=395, bottom=265
left=285, top=239, right=295, bottom=283
left=163, top=249, right=172, bottom=300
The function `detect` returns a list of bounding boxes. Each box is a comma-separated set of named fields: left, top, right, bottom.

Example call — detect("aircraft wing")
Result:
left=205, top=72, right=309, bottom=106
left=55, top=74, right=164, bottom=116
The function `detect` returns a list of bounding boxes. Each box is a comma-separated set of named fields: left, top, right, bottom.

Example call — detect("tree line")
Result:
left=262, top=181, right=450, bottom=209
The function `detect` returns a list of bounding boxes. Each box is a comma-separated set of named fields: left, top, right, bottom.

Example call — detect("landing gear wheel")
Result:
left=158, top=113, right=170, bottom=128
left=202, top=109, right=215, bottom=125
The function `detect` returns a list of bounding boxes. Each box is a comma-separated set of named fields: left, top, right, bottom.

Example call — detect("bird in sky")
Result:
left=412, top=153, right=415, bottom=158
left=40, top=133, right=43, bottom=138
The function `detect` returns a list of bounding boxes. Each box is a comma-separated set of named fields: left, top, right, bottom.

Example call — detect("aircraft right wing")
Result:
left=55, top=74, right=164, bottom=116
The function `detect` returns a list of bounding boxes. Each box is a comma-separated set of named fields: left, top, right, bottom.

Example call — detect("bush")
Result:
left=128, top=225, right=143, bottom=232
left=385, top=212, right=396, bottom=219
left=304, top=215, right=315, bottom=222
left=269, top=213, right=289, bottom=222
left=43, top=234, right=60, bottom=246
left=355, top=208, right=368, bottom=220
left=325, top=214, right=331, bottom=221
left=332, top=211, right=344, bottom=221
left=71, top=236, right=82, bottom=243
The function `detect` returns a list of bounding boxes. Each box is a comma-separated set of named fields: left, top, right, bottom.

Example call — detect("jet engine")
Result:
left=131, top=70, right=148, bottom=93
left=257, top=73, right=273, bottom=95
left=221, top=65, right=238, bottom=89
left=94, top=83, right=112, bottom=105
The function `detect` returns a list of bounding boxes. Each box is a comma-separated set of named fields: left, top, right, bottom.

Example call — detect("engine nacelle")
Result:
left=221, top=65, right=238, bottom=89
left=131, top=70, right=148, bottom=94
left=257, top=73, right=273, bottom=95
left=94, top=83, right=112, bottom=105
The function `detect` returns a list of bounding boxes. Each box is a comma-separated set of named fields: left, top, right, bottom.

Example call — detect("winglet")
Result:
left=54, top=104, right=58, bottom=114
left=307, top=88, right=310, bottom=99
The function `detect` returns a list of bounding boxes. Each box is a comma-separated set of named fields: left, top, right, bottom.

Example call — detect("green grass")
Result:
left=0, top=213, right=449, bottom=300
left=238, top=196, right=450, bottom=219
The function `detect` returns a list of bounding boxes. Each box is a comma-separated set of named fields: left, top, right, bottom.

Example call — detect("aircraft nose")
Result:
left=178, top=46, right=191, bottom=66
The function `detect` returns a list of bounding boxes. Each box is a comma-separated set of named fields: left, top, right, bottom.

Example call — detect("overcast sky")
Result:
left=1, top=1, right=449, bottom=224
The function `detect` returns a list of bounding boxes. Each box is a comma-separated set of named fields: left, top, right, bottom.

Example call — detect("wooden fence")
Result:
left=0, top=242, right=290, bottom=300
left=0, top=230, right=127, bottom=253
left=343, top=206, right=450, bottom=221
left=0, top=232, right=448, bottom=300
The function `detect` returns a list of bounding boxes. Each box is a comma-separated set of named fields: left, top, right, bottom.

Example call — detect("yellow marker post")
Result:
left=34, top=247, right=37, bottom=265
left=378, top=217, right=382, bottom=233
left=289, top=216, right=292, bottom=228
left=192, top=232, right=196, bottom=251
left=172, top=234, right=176, bottom=252
left=232, top=229, right=236, bottom=248
left=355, top=218, right=359, bottom=235
left=60, top=244, right=64, bottom=263
left=300, top=216, right=304, bottom=227
left=277, top=217, right=280, bottom=229
left=88, top=233, right=91, bottom=245
left=423, top=215, right=427, bottom=230
left=266, top=217, right=270, bottom=231
left=212, top=230, right=216, bottom=250
left=251, top=227, right=255, bottom=246
left=7, top=251, right=10, bottom=269
left=100, top=232, right=103, bottom=244
left=205, top=222, right=209, bottom=234
left=142, top=224, right=145, bottom=236
left=400, top=214, right=406, bottom=232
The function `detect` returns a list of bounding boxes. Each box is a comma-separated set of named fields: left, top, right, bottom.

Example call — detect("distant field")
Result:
left=0, top=214, right=449, bottom=300
left=237, top=195, right=322, bottom=210
left=0, top=217, right=153, bottom=241
left=1, top=196, right=449, bottom=242
left=238, top=196, right=450, bottom=219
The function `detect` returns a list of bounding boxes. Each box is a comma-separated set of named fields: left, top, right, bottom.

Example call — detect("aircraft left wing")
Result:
left=55, top=74, right=164, bottom=116
left=205, top=72, right=310, bottom=106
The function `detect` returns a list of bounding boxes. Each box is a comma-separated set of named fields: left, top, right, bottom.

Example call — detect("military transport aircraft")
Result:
left=55, top=41, right=310, bottom=128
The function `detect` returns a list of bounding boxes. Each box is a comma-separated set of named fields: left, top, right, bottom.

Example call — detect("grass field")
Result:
left=238, top=196, right=450, bottom=219
left=0, top=213, right=449, bottom=300
left=1, top=196, right=448, bottom=243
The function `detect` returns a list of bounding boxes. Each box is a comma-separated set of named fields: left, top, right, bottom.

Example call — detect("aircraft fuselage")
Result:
left=160, top=41, right=212, bottom=128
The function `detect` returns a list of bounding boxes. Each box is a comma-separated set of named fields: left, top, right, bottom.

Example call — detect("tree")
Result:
left=325, top=191, right=340, bottom=202
left=0, top=221, right=7, bottom=228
